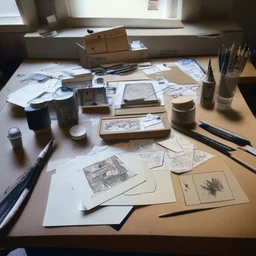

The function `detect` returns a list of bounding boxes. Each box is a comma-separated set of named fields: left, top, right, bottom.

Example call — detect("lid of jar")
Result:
left=54, top=87, right=74, bottom=101
left=30, top=98, right=47, bottom=109
left=69, top=124, right=87, bottom=141
left=171, top=96, right=195, bottom=111
left=8, top=127, right=21, bottom=138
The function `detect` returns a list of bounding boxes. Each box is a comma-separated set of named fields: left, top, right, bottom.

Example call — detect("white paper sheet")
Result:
left=138, top=151, right=164, bottom=169
left=46, top=158, right=74, bottom=172
left=102, top=171, right=176, bottom=206
left=68, top=152, right=147, bottom=210
left=157, top=137, right=183, bottom=153
left=56, top=159, right=77, bottom=173
left=88, top=143, right=128, bottom=155
left=193, top=150, right=215, bottom=168
left=128, top=139, right=156, bottom=152
left=43, top=173, right=133, bottom=227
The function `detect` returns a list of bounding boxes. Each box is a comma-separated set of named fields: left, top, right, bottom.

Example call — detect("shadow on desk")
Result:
left=2, top=248, right=201, bottom=256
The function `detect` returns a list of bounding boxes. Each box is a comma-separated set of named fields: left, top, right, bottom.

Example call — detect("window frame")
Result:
left=56, top=0, right=187, bottom=29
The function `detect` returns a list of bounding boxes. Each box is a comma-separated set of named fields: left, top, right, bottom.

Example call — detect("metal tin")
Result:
left=53, top=87, right=78, bottom=128
left=7, top=127, right=23, bottom=149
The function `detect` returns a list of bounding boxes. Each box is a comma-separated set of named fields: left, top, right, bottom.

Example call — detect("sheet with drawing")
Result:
left=138, top=151, right=165, bottom=169
left=67, top=152, right=147, bottom=210
left=43, top=173, right=133, bottom=227
left=101, top=170, right=176, bottom=206
left=128, top=139, right=156, bottom=152
left=180, top=171, right=236, bottom=206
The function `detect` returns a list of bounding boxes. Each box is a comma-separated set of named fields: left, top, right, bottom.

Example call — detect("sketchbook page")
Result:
left=160, top=157, right=249, bottom=216
left=193, top=150, right=215, bottom=168
left=69, top=152, right=147, bottom=210
left=89, top=143, right=128, bottom=155
left=157, top=137, right=183, bottom=153
left=43, top=173, right=133, bottom=227
left=46, top=158, right=74, bottom=172
left=102, top=170, right=176, bottom=206
left=7, top=83, right=46, bottom=107
left=170, top=146, right=195, bottom=174
left=138, top=151, right=164, bottom=169
left=124, top=164, right=156, bottom=195
left=128, top=139, right=156, bottom=152
left=55, top=159, right=77, bottom=173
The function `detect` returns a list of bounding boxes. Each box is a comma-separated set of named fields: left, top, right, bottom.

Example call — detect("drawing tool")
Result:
left=198, top=120, right=251, bottom=146
left=218, top=46, right=222, bottom=72
left=171, top=122, right=236, bottom=152
left=238, top=145, right=256, bottom=156
left=221, top=49, right=230, bottom=74
left=159, top=207, right=216, bottom=218
left=172, top=123, right=256, bottom=174
left=227, top=43, right=236, bottom=72
left=0, top=139, right=55, bottom=230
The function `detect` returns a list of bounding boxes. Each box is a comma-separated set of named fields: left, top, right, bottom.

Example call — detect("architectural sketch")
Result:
left=131, top=140, right=156, bottom=152
left=122, top=82, right=157, bottom=102
left=103, top=118, right=142, bottom=132
left=83, top=155, right=136, bottom=196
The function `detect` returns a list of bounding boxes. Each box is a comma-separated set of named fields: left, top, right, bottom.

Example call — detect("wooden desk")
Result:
left=1, top=58, right=256, bottom=255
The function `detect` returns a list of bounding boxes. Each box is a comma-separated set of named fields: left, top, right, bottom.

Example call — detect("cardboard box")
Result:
left=77, top=42, right=148, bottom=69
left=84, top=26, right=129, bottom=55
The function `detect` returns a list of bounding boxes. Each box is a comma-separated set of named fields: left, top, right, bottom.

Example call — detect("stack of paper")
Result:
left=44, top=145, right=176, bottom=227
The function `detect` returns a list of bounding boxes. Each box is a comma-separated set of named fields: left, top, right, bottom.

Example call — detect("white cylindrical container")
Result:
left=7, top=127, right=23, bottom=149
left=171, top=96, right=196, bottom=126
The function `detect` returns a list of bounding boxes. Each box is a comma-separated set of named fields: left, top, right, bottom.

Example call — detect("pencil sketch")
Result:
left=183, top=182, right=190, bottom=192
left=103, top=118, right=142, bottom=132
left=138, top=151, right=164, bottom=169
left=193, top=171, right=234, bottom=204
left=122, top=83, right=157, bottom=102
left=131, top=140, right=156, bottom=152
left=83, top=155, right=136, bottom=196
left=193, top=150, right=214, bottom=168
left=200, top=177, right=224, bottom=197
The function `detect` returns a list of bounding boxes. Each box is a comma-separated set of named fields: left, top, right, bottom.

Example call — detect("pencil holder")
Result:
left=216, top=72, right=240, bottom=111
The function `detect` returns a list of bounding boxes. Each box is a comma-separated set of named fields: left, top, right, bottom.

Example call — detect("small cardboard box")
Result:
left=84, top=26, right=129, bottom=55
left=77, top=42, right=148, bottom=69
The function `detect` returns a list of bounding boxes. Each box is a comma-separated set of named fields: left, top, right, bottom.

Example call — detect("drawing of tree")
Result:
left=201, top=177, right=224, bottom=197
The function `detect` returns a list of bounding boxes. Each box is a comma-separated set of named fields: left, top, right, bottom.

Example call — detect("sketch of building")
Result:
left=103, top=118, right=142, bottom=132
left=200, top=177, right=224, bottom=197
left=83, top=155, right=136, bottom=195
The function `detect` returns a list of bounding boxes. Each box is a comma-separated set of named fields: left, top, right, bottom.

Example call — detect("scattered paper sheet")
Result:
left=176, top=59, right=205, bottom=82
left=88, top=143, right=129, bottom=155
left=43, top=173, right=133, bottom=227
left=193, top=150, right=215, bottom=168
left=56, top=159, right=77, bottom=173
left=46, top=158, right=74, bottom=173
left=128, top=139, right=156, bottom=152
left=157, top=137, right=183, bottom=153
left=170, top=146, right=195, bottom=174
left=138, top=151, right=164, bottom=169
left=102, top=171, right=176, bottom=206
left=163, top=83, right=200, bottom=100
left=68, top=152, right=147, bottom=210
left=180, top=171, right=235, bottom=206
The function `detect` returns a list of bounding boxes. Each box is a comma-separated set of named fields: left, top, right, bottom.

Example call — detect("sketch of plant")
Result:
left=200, top=177, right=224, bottom=197
left=103, top=118, right=141, bottom=132
left=83, top=155, right=136, bottom=196
left=184, top=183, right=190, bottom=192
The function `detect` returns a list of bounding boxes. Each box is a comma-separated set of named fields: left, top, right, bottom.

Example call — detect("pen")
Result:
left=199, top=120, right=251, bottom=146
left=0, top=139, right=55, bottom=230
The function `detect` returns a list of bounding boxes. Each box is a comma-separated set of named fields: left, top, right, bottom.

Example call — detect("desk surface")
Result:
left=0, top=58, right=256, bottom=255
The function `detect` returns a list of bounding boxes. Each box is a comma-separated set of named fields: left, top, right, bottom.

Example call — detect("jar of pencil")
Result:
left=216, top=44, right=251, bottom=111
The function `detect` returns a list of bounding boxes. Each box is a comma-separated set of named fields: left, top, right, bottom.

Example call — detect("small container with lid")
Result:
left=53, top=87, right=78, bottom=128
left=7, top=127, right=23, bottom=149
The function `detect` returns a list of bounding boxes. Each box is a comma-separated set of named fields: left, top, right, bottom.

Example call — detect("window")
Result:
left=62, top=0, right=184, bottom=28
left=0, top=0, right=23, bottom=24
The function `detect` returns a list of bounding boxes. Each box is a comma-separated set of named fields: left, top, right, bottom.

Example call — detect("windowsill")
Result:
left=24, top=20, right=242, bottom=39
left=0, top=16, right=29, bottom=33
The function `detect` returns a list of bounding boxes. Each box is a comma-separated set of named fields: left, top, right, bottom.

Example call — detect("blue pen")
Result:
left=199, top=120, right=251, bottom=147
